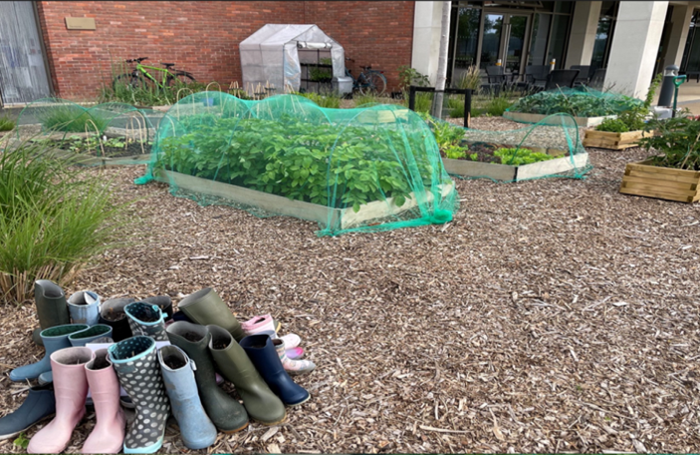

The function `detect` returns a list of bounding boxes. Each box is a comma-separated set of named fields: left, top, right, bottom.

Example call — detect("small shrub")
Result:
left=640, top=115, right=700, bottom=170
left=485, top=96, right=514, bottom=117
left=398, top=65, right=430, bottom=90
left=0, top=141, right=130, bottom=303
left=596, top=117, right=629, bottom=133
left=0, top=115, right=15, bottom=132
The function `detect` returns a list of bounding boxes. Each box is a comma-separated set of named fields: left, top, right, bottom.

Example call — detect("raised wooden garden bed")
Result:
left=153, top=169, right=454, bottom=230
left=506, top=112, right=615, bottom=127
left=620, top=160, right=700, bottom=203
left=50, top=148, right=151, bottom=166
left=442, top=142, right=589, bottom=181
left=582, top=129, right=654, bottom=150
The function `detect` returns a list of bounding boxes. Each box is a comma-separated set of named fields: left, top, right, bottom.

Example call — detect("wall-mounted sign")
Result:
left=65, top=17, right=96, bottom=30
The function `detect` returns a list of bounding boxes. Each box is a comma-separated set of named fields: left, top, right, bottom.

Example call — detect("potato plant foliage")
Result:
left=155, top=114, right=438, bottom=212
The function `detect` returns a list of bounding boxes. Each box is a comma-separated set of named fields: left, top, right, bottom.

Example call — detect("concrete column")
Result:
left=662, top=4, right=695, bottom=69
left=411, top=1, right=444, bottom=85
left=605, top=1, right=669, bottom=97
left=564, top=1, right=602, bottom=68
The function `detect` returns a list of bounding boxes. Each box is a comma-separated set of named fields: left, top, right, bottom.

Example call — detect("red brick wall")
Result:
left=35, top=1, right=414, bottom=99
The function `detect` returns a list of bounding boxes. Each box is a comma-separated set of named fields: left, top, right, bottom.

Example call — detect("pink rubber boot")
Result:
left=82, top=349, right=125, bottom=453
left=273, top=339, right=315, bottom=375
left=241, top=314, right=304, bottom=359
left=27, top=347, right=94, bottom=454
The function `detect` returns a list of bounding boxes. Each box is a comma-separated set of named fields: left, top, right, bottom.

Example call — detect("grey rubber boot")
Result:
left=109, top=336, right=170, bottom=454
left=67, top=291, right=101, bottom=326
left=158, top=345, right=217, bottom=450
left=31, top=280, right=71, bottom=346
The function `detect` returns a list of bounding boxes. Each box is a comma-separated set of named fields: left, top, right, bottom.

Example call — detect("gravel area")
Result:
left=1, top=120, right=700, bottom=454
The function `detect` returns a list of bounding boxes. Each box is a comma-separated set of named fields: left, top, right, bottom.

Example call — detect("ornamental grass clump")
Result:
left=0, top=141, right=130, bottom=303
left=38, top=105, right=110, bottom=133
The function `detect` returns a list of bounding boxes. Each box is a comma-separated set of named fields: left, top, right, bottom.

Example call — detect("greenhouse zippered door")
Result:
left=0, top=2, right=51, bottom=106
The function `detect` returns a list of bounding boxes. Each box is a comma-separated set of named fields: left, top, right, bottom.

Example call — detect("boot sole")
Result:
left=286, top=393, right=311, bottom=407
left=0, top=413, right=55, bottom=440
left=220, top=421, right=249, bottom=434
left=252, top=414, right=288, bottom=427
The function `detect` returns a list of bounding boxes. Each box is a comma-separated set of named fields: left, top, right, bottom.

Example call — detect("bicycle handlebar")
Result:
left=126, top=57, right=148, bottom=63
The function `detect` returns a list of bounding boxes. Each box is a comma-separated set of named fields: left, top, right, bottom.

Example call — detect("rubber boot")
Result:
left=69, top=324, right=113, bottom=347
left=124, top=301, right=167, bottom=341
left=98, top=298, right=134, bottom=342
left=254, top=329, right=305, bottom=360
left=241, top=314, right=300, bottom=347
left=109, top=336, right=170, bottom=454
left=27, top=347, right=94, bottom=454
left=67, top=291, right=101, bottom=326
left=273, top=338, right=316, bottom=375
left=165, top=321, right=249, bottom=433
left=32, top=280, right=71, bottom=346
left=177, top=288, right=245, bottom=341
left=82, top=349, right=125, bottom=454
left=158, top=345, right=217, bottom=450
left=142, top=296, right=173, bottom=322
left=240, top=334, right=310, bottom=407
left=0, top=383, right=55, bottom=440
left=10, top=324, right=88, bottom=381
left=207, top=325, right=286, bottom=425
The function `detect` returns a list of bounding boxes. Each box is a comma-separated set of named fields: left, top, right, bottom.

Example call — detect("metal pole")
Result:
left=408, top=86, right=416, bottom=111
left=464, top=89, right=472, bottom=128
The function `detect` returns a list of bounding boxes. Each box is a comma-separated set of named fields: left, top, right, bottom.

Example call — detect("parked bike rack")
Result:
left=408, top=86, right=473, bottom=128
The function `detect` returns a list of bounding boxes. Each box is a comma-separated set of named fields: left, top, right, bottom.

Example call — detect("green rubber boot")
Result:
left=165, top=321, right=249, bottom=433
left=177, top=288, right=245, bottom=341
left=31, top=281, right=70, bottom=346
left=207, top=324, right=286, bottom=426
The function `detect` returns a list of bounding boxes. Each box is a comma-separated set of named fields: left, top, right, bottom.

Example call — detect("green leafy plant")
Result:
left=37, top=106, right=110, bottom=133
left=597, top=74, right=661, bottom=132
left=596, top=117, right=629, bottom=133
left=154, top=114, right=437, bottom=213
left=448, top=96, right=465, bottom=118
left=639, top=115, right=700, bottom=170
left=0, top=140, right=130, bottom=303
left=494, top=147, right=555, bottom=165
left=402, top=91, right=433, bottom=114
left=0, top=114, right=15, bottom=132
left=419, top=112, right=467, bottom=158
left=485, top=95, right=513, bottom=117
left=13, top=432, right=29, bottom=449
left=469, top=152, right=479, bottom=161
left=444, top=144, right=467, bottom=159
left=398, top=65, right=430, bottom=90
left=309, top=67, right=332, bottom=82
left=508, top=89, right=643, bottom=117
left=297, top=90, right=341, bottom=108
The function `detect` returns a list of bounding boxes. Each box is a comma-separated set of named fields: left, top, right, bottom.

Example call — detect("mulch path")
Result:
left=1, top=118, right=700, bottom=454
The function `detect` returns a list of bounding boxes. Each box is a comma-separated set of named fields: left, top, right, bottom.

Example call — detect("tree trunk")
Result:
left=430, top=1, right=452, bottom=118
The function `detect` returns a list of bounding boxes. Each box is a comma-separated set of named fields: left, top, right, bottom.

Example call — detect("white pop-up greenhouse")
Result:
left=240, top=24, right=346, bottom=94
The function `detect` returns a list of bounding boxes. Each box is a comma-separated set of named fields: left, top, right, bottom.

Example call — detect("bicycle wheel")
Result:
left=113, top=73, right=152, bottom=90
left=359, top=72, right=387, bottom=96
left=166, top=72, right=196, bottom=86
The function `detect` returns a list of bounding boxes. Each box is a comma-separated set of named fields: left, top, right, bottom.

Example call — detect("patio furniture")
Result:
left=544, top=69, right=580, bottom=90
left=570, top=65, right=592, bottom=86
left=589, top=68, right=606, bottom=89
left=516, top=65, right=549, bottom=93
left=481, top=65, right=507, bottom=95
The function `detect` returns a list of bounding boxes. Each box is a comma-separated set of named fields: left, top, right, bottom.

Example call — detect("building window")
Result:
left=681, top=10, right=700, bottom=73
left=591, top=1, right=618, bottom=71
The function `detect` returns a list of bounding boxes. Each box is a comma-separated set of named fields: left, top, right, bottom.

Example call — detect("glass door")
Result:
left=480, top=12, right=530, bottom=76
left=503, top=15, right=529, bottom=74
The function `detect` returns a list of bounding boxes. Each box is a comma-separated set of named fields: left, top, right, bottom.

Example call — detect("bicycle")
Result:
left=113, top=57, right=195, bottom=90
left=345, top=58, right=387, bottom=95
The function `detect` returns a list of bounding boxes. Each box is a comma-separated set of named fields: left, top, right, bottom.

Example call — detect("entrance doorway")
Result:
left=0, top=2, right=52, bottom=106
left=480, top=13, right=530, bottom=75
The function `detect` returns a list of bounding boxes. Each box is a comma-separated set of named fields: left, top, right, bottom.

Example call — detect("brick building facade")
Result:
left=34, top=1, right=414, bottom=100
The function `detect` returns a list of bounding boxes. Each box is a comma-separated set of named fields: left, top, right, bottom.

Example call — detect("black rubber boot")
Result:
left=98, top=298, right=134, bottom=342
left=142, top=295, right=173, bottom=322
left=239, top=334, right=310, bottom=406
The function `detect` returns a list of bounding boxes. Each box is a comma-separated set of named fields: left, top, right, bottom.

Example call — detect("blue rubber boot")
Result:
left=109, top=336, right=170, bottom=454
left=0, top=383, right=55, bottom=440
left=158, top=345, right=217, bottom=450
left=67, top=291, right=101, bottom=326
left=239, top=334, right=310, bottom=406
left=125, top=302, right=167, bottom=341
left=68, top=324, right=113, bottom=347
left=9, top=324, right=88, bottom=381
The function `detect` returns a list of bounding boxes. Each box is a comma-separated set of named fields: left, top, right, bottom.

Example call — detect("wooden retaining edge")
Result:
left=49, top=149, right=150, bottom=166
left=620, top=160, right=700, bottom=203
left=153, top=169, right=454, bottom=230
left=443, top=152, right=589, bottom=182
left=505, top=112, right=615, bottom=127
left=582, top=129, right=654, bottom=150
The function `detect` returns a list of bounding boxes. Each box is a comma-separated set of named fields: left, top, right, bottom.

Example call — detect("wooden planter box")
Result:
left=582, top=129, right=653, bottom=150
left=50, top=148, right=150, bottom=166
left=620, top=160, right=700, bottom=203
left=153, top=169, right=454, bottom=230
left=443, top=151, right=589, bottom=182
left=505, top=112, right=615, bottom=127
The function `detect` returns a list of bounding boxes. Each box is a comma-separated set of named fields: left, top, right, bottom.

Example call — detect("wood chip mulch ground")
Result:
left=1, top=117, right=700, bottom=454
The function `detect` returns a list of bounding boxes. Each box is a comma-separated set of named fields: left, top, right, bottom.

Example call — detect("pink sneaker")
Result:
left=273, top=339, right=315, bottom=375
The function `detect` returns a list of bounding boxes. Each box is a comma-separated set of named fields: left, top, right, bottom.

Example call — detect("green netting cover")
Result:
left=423, top=112, right=591, bottom=182
left=136, top=92, right=458, bottom=236
left=504, top=86, right=643, bottom=120
left=15, top=98, right=158, bottom=164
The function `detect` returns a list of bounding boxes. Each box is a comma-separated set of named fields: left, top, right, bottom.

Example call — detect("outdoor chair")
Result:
left=570, top=65, right=592, bottom=86
left=516, top=65, right=549, bottom=93
left=481, top=65, right=507, bottom=95
left=589, top=68, right=606, bottom=89
left=544, top=69, right=580, bottom=91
